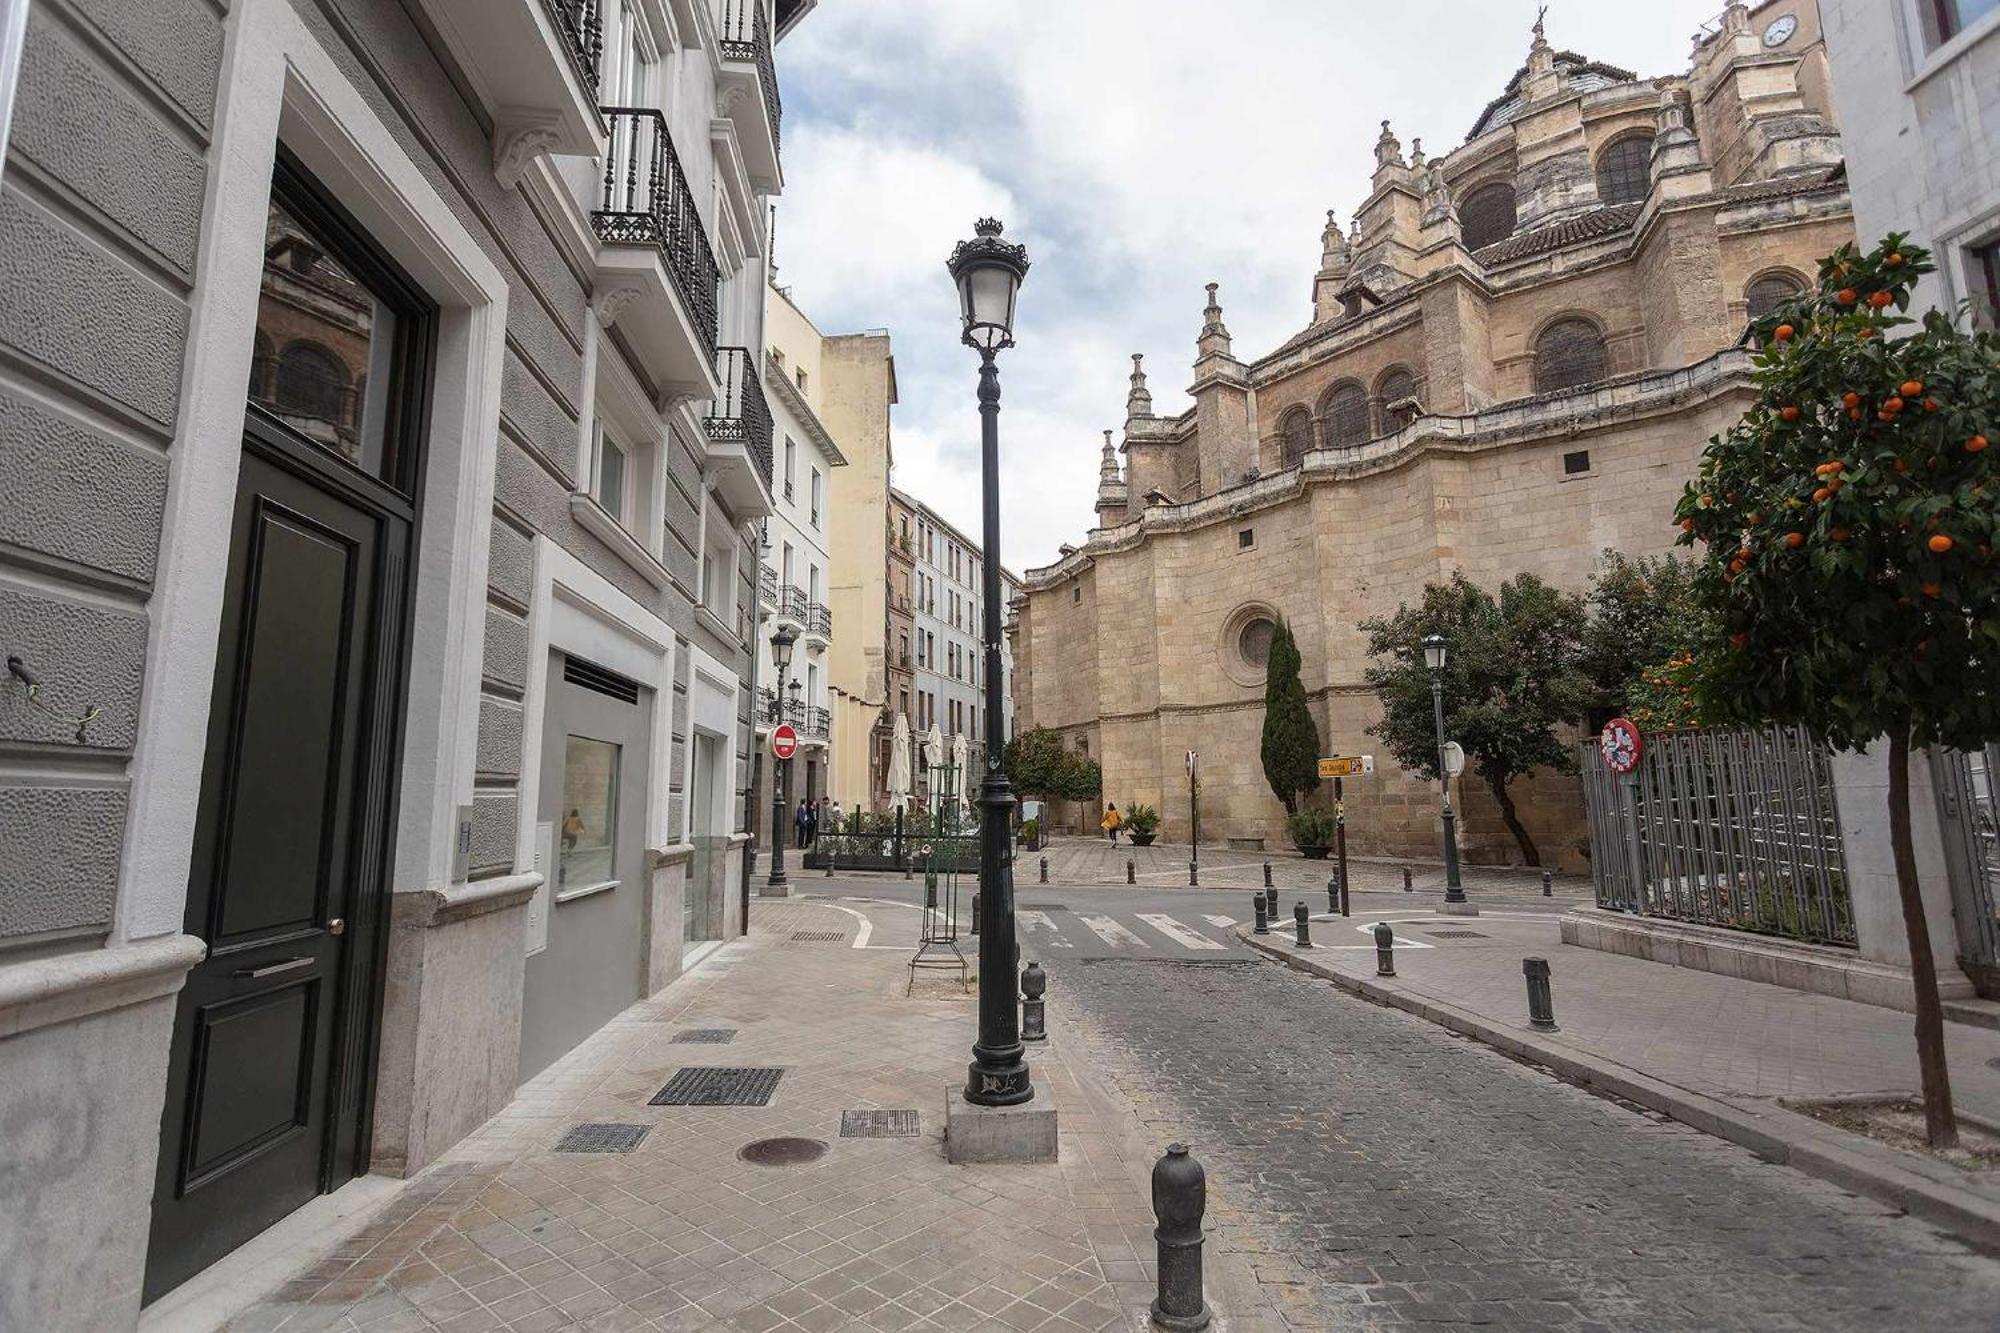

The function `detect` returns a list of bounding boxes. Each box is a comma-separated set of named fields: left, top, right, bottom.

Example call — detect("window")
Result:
left=809, top=468, right=821, bottom=527
left=1238, top=617, right=1277, bottom=669
left=559, top=735, right=620, bottom=892
left=595, top=428, right=628, bottom=521
left=1595, top=134, right=1653, bottom=207
left=1460, top=182, right=1517, bottom=251
left=1073, top=585, right=1082, bottom=604
left=1279, top=406, right=1313, bottom=467
left=1746, top=273, right=1805, bottom=323
left=900, top=688, right=910, bottom=716
left=1976, top=240, right=2000, bottom=328
left=701, top=532, right=734, bottom=611
left=899, top=632, right=909, bottom=665
left=1322, top=382, right=1370, bottom=447
left=1534, top=319, right=1610, bottom=393
left=1919, top=0, right=1999, bottom=51
left=1563, top=450, right=1592, bottom=475
left=783, top=436, right=795, bottom=500
left=1238, top=528, right=1255, bottom=549
left=795, top=366, right=808, bottom=392
left=1378, top=367, right=1418, bottom=432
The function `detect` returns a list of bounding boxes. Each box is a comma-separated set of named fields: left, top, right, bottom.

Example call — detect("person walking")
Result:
left=1101, top=802, right=1122, bottom=845
left=830, top=799, right=846, bottom=833
left=794, top=798, right=811, bottom=850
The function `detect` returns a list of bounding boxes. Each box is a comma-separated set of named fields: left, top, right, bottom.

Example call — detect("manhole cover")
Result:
left=738, top=1136, right=827, bottom=1166
left=841, top=1109, right=920, bottom=1138
left=789, top=930, right=847, bottom=943
left=672, top=1028, right=737, bottom=1043
left=1423, top=929, right=1488, bottom=939
left=1021, top=903, right=1069, bottom=911
left=649, top=1067, right=786, bottom=1107
left=553, top=1123, right=649, bottom=1153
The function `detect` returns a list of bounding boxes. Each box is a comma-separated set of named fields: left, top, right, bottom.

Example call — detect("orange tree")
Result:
left=1676, top=234, right=1999, bottom=1148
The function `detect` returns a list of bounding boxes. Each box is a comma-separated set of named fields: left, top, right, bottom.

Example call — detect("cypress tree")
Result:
left=1259, top=619, right=1322, bottom=813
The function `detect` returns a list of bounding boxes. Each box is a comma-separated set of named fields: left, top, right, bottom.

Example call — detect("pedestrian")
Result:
left=560, top=808, right=584, bottom=852
left=794, top=798, right=811, bottom=849
left=831, top=799, right=846, bottom=832
left=1102, top=802, right=1122, bottom=844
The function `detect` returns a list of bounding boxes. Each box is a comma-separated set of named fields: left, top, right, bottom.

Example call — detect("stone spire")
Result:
left=1313, top=209, right=1355, bottom=322
left=1098, top=429, right=1121, bottom=487
left=1094, top=427, right=1128, bottom=524
left=1526, top=8, right=1560, bottom=98
left=1320, top=209, right=1350, bottom=271
left=1125, top=353, right=1154, bottom=423
left=1374, top=120, right=1404, bottom=171
left=1408, top=137, right=1426, bottom=171
left=1196, top=282, right=1232, bottom=359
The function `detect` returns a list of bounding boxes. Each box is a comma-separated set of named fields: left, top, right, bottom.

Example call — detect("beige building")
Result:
left=1014, top=10, right=1855, bottom=867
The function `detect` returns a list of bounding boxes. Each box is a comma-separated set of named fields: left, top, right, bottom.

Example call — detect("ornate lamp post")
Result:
left=1422, top=633, right=1468, bottom=907
left=767, top=624, right=797, bottom=889
left=947, top=219, right=1033, bottom=1107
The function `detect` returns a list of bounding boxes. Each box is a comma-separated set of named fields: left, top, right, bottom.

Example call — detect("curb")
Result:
left=1238, top=928, right=2000, bottom=1255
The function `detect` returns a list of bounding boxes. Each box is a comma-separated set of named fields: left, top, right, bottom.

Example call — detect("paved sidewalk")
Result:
left=216, top=900, right=1286, bottom=1333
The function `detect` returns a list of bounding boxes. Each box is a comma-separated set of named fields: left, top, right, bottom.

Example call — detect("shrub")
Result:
left=1287, top=806, right=1338, bottom=848
left=1123, top=804, right=1160, bottom=837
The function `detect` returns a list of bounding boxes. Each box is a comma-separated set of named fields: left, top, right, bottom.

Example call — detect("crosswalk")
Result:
left=1013, top=906, right=1245, bottom=956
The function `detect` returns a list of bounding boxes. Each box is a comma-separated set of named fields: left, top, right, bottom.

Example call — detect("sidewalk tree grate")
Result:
left=738, top=1136, right=827, bottom=1166
left=553, top=1123, right=650, bottom=1153
left=1421, top=929, right=1489, bottom=939
left=788, top=930, right=848, bottom=943
left=840, top=1109, right=920, bottom=1138
left=649, top=1066, right=785, bottom=1106
left=672, top=1028, right=737, bottom=1043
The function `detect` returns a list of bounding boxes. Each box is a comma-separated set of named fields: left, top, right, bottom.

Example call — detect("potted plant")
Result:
left=1123, top=804, right=1160, bottom=847
left=1017, top=817, right=1040, bottom=848
left=1287, top=807, right=1338, bottom=859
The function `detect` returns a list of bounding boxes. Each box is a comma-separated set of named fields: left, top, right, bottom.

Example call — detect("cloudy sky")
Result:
left=771, top=1, right=1731, bottom=574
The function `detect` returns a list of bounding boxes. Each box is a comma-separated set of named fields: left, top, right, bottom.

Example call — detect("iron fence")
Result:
left=543, top=0, right=602, bottom=88
left=594, top=107, right=720, bottom=355
left=1580, top=725, right=1855, bottom=946
left=705, top=346, right=773, bottom=490
left=1937, top=744, right=2000, bottom=996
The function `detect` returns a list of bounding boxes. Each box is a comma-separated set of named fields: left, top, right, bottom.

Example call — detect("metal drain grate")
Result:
left=1422, top=929, right=1488, bottom=940
left=789, top=930, right=847, bottom=943
left=649, top=1067, right=785, bottom=1107
left=553, top=1123, right=650, bottom=1153
left=672, top=1028, right=737, bottom=1044
left=841, top=1109, right=920, bottom=1138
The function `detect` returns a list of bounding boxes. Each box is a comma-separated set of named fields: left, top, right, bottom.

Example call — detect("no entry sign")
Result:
left=771, top=724, right=798, bottom=760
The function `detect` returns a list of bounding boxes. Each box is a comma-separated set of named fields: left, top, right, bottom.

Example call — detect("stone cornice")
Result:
left=0, top=933, right=206, bottom=1039
left=766, top=354, right=848, bottom=466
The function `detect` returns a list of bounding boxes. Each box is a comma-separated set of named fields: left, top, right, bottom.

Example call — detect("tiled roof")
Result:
left=1472, top=202, right=1643, bottom=265
left=1468, top=51, right=1640, bottom=140
left=1720, top=166, right=1846, bottom=204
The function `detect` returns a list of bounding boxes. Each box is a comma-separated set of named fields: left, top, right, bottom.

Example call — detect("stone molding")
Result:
left=0, top=931, right=205, bottom=1039
left=651, top=842, right=697, bottom=868
left=391, top=873, right=541, bottom=930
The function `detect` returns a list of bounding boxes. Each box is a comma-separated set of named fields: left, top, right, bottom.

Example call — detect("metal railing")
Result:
left=777, top=584, right=808, bottom=624
left=807, top=602, right=833, bottom=638
left=777, top=697, right=829, bottom=737
left=544, top=0, right=602, bottom=88
left=1937, top=744, right=2000, bottom=996
left=1581, top=725, right=1854, bottom=946
left=717, top=0, right=782, bottom=153
left=594, top=107, right=720, bottom=356
left=704, top=346, right=773, bottom=491
left=757, top=564, right=777, bottom=609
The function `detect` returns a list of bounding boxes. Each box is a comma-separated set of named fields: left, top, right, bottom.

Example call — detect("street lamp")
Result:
left=1421, top=632, right=1469, bottom=910
left=947, top=218, right=1033, bottom=1107
left=767, top=624, right=797, bottom=889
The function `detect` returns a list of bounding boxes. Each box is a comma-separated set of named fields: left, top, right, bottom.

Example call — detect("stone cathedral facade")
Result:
left=1013, top=6, right=1856, bottom=865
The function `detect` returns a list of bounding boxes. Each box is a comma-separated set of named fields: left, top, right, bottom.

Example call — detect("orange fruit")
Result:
left=1901, top=380, right=1924, bottom=397
left=1929, top=533, right=1954, bottom=554
left=1780, top=405, right=1800, bottom=422
left=1785, top=531, right=1805, bottom=548
left=1893, top=458, right=1910, bottom=474
left=1837, top=288, right=1858, bottom=305
left=1698, top=494, right=1714, bottom=508
left=1680, top=517, right=1695, bottom=532
left=1812, top=487, right=1831, bottom=502
left=1868, top=290, right=1894, bottom=309
left=1729, top=558, right=1745, bottom=574
left=1747, top=512, right=1764, bottom=526
left=1969, top=435, right=1991, bottom=453
left=1830, top=528, right=1850, bottom=543
left=1887, top=252, right=1904, bottom=267
left=1842, top=391, right=1862, bottom=409
left=1922, top=581, right=1942, bottom=598
left=1736, top=546, right=1753, bottom=562
left=1774, top=324, right=1795, bottom=341
left=1849, top=407, right=1865, bottom=421
left=1885, top=397, right=1904, bottom=413
left=1859, top=328, right=1877, bottom=339
left=1924, top=398, right=1940, bottom=412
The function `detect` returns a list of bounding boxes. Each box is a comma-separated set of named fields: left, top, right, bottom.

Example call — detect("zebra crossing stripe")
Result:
left=1203, top=915, right=1236, bottom=928
left=1077, top=913, right=1151, bottom=950
left=1017, top=910, right=1072, bottom=946
left=1137, top=913, right=1226, bottom=950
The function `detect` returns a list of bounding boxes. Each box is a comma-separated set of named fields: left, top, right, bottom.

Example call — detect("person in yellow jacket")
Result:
left=1101, top=803, right=1122, bottom=844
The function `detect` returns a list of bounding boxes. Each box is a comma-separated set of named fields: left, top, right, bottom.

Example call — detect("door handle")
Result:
left=234, top=956, right=314, bottom=979
left=327, top=917, right=346, bottom=936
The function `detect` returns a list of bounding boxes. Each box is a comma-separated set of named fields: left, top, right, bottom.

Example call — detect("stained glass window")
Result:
left=1322, top=383, right=1370, bottom=446
left=1595, top=135, right=1653, bottom=206
left=1534, top=319, right=1610, bottom=393
left=1280, top=407, right=1314, bottom=467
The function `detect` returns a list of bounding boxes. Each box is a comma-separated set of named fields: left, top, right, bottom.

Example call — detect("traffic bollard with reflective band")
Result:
left=1374, top=922, right=1396, bottom=976
left=1252, top=895, right=1268, bottom=935
left=1020, top=962, right=1047, bottom=1042
left=1150, top=1145, right=1212, bottom=1331
left=1293, top=902, right=1312, bottom=948
left=1524, top=956, right=1558, bottom=1031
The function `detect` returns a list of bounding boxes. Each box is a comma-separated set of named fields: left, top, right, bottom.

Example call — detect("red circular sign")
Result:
left=771, top=724, right=798, bottom=760
left=1599, top=717, right=1643, bottom=775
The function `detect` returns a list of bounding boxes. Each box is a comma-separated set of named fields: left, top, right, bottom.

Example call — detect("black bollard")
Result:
left=1339, top=863, right=1351, bottom=918
left=1374, top=922, right=1396, bottom=976
left=1020, top=962, right=1047, bottom=1042
left=1252, top=894, right=1268, bottom=935
left=1127, top=858, right=1136, bottom=885
left=970, top=892, right=980, bottom=936
left=825, top=840, right=835, bottom=877
left=1327, top=875, right=1339, bottom=915
left=1524, top=957, right=1558, bottom=1031
left=1402, top=866, right=1413, bottom=892
left=1293, top=901, right=1313, bottom=948
left=1150, top=1145, right=1211, bottom=1331
left=1264, top=885, right=1278, bottom=925
left=1262, top=860, right=1273, bottom=888
left=1039, top=855, right=1049, bottom=884
left=1542, top=869, right=1553, bottom=898
left=1189, top=859, right=1199, bottom=888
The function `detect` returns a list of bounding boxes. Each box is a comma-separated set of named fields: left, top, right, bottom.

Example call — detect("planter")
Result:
left=1296, top=845, right=1332, bottom=860
left=1127, top=832, right=1157, bottom=847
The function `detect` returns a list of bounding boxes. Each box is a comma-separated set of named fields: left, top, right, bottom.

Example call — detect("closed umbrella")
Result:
left=951, top=732, right=971, bottom=822
left=924, top=723, right=945, bottom=818
left=888, top=711, right=912, bottom=812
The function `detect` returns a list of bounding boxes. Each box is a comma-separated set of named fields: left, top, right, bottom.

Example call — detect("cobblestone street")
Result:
left=1057, top=956, right=2000, bottom=1331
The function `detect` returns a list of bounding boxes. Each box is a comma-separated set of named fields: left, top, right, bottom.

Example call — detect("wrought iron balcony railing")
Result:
left=595, top=107, right=720, bottom=355
left=758, top=564, right=777, bottom=608
left=781, top=699, right=830, bottom=737
left=807, top=603, right=833, bottom=639
left=544, top=0, right=603, bottom=90
left=718, top=0, right=782, bottom=154
left=759, top=686, right=779, bottom=721
left=704, top=346, right=774, bottom=492
left=778, top=584, right=809, bottom=624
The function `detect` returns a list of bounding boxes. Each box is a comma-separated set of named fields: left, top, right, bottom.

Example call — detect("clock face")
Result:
left=1763, top=14, right=1798, bottom=46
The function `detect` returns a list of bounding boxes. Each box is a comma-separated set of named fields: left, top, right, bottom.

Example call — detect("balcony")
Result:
left=593, top=108, right=722, bottom=405
left=757, top=564, right=778, bottom=613
left=803, top=601, right=832, bottom=649
left=422, top=0, right=606, bottom=186
left=703, top=346, right=774, bottom=515
left=783, top=697, right=831, bottom=740
left=775, top=583, right=808, bottom=630
left=716, top=0, right=782, bottom=192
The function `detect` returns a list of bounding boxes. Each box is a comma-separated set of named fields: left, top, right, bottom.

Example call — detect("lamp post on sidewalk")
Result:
left=767, top=624, right=797, bottom=889
left=948, top=218, right=1034, bottom=1107
left=1422, top=633, right=1468, bottom=909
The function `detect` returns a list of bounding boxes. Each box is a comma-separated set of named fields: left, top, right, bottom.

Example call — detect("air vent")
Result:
left=563, top=655, right=639, bottom=704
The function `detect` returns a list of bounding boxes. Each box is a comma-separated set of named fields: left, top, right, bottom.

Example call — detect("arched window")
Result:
left=1746, top=273, right=1805, bottom=322
left=1321, top=382, right=1370, bottom=447
left=276, top=341, right=350, bottom=425
left=1377, top=367, right=1418, bottom=433
left=1279, top=407, right=1314, bottom=468
left=1460, top=182, right=1517, bottom=251
left=1534, top=319, right=1610, bottom=393
left=1595, top=134, right=1653, bottom=206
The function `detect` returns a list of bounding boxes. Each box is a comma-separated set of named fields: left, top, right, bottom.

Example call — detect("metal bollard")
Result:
left=1402, top=866, right=1413, bottom=892
left=970, top=892, right=980, bottom=935
left=1264, top=885, right=1278, bottom=925
left=1262, top=860, right=1272, bottom=888
left=1339, top=864, right=1351, bottom=918
left=1293, top=902, right=1313, bottom=948
left=1524, top=957, right=1558, bottom=1031
left=825, top=841, right=835, bottom=877
left=1327, top=875, right=1339, bottom=914
left=1252, top=894, right=1268, bottom=935
left=1020, top=962, right=1047, bottom=1042
left=1039, top=856, right=1049, bottom=884
left=1189, top=859, right=1199, bottom=888
left=1542, top=868, right=1553, bottom=897
left=1374, top=922, right=1396, bottom=976
left=1127, top=858, right=1136, bottom=885
left=1150, top=1145, right=1212, bottom=1331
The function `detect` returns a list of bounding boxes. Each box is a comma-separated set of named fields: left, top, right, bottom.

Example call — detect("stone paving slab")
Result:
left=221, top=902, right=1288, bottom=1333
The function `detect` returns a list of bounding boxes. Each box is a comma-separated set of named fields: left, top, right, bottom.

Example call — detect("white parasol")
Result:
left=888, top=711, right=912, bottom=812
left=951, top=732, right=971, bottom=820
left=924, top=723, right=945, bottom=816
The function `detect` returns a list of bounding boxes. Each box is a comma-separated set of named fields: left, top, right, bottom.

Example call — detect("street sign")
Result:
left=1599, top=717, right=1642, bottom=775
left=1442, top=742, right=1465, bottom=777
left=771, top=724, right=799, bottom=760
left=1317, top=754, right=1374, bottom=779
left=1186, top=749, right=1198, bottom=776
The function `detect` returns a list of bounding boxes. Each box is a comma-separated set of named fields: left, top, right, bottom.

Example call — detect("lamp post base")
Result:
left=944, top=1085, right=1058, bottom=1164
left=1440, top=898, right=1481, bottom=916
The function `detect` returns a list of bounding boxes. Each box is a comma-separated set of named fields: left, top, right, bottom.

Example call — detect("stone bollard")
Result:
left=1020, top=962, right=1047, bottom=1042
left=1402, top=866, right=1413, bottom=892
left=1293, top=902, right=1313, bottom=948
left=1262, top=860, right=1273, bottom=889
left=1252, top=894, right=1268, bottom=935
left=1039, top=856, right=1049, bottom=884
left=1524, top=957, right=1558, bottom=1031
left=1374, top=922, right=1396, bottom=976
left=1127, top=858, right=1136, bottom=885
left=1542, top=868, right=1553, bottom=897
left=1327, top=875, right=1339, bottom=915
left=1150, top=1145, right=1212, bottom=1331
left=1189, top=859, right=1199, bottom=888
left=970, top=893, right=980, bottom=936
left=1264, top=885, right=1278, bottom=925
left=825, top=841, right=835, bottom=877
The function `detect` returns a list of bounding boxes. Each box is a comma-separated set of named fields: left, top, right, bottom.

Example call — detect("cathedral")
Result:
left=1012, top=5, right=1856, bottom=865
